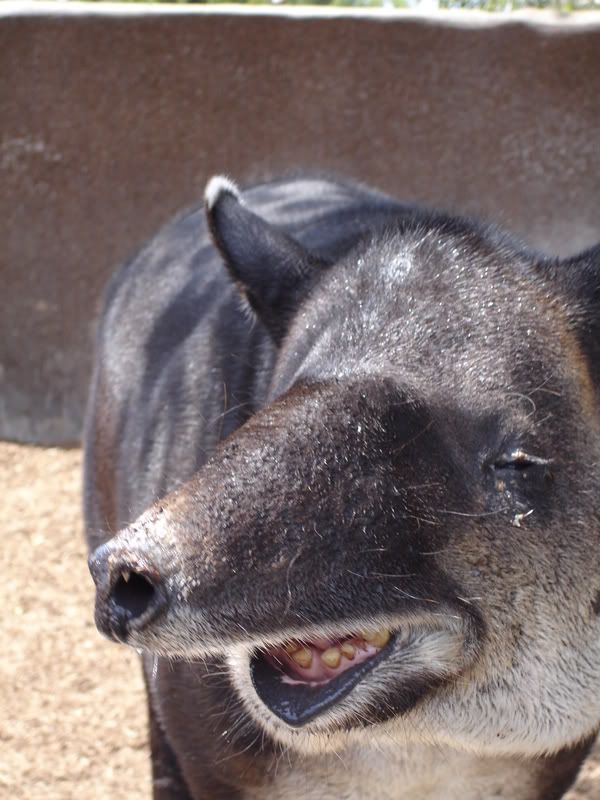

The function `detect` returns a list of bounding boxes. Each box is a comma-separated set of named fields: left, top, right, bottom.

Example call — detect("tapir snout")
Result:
left=88, top=377, right=459, bottom=655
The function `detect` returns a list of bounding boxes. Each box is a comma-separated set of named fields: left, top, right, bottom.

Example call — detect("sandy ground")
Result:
left=1, top=443, right=150, bottom=800
left=1, top=441, right=600, bottom=799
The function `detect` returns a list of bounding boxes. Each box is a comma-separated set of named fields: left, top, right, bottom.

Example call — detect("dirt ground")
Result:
left=1, top=441, right=600, bottom=800
left=1, top=443, right=150, bottom=800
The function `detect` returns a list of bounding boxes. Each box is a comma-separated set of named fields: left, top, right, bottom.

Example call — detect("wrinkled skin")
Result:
left=84, top=175, right=600, bottom=799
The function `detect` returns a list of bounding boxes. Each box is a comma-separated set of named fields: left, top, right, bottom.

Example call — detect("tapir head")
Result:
left=90, top=177, right=600, bottom=756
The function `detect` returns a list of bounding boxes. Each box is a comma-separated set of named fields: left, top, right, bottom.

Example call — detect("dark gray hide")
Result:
left=84, top=175, right=600, bottom=800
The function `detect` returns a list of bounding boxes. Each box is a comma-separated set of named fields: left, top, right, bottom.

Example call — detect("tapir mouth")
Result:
left=250, top=628, right=395, bottom=726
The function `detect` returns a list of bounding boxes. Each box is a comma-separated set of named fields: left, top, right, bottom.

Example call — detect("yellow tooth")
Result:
left=362, top=629, right=390, bottom=648
left=340, top=642, right=356, bottom=660
left=321, top=647, right=341, bottom=669
left=292, top=647, right=312, bottom=668
left=284, top=641, right=301, bottom=655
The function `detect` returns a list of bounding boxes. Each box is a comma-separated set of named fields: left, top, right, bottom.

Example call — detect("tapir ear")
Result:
left=204, top=176, right=324, bottom=342
left=553, top=243, right=600, bottom=385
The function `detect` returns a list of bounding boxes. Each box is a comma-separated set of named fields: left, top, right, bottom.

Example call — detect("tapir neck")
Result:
left=250, top=739, right=591, bottom=800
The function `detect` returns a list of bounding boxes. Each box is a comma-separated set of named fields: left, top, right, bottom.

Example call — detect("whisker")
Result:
left=437, top=506, right=510, bottom=518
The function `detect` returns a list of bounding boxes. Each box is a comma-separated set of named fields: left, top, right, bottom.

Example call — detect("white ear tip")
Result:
left=204, top=175, right=241, bottom=210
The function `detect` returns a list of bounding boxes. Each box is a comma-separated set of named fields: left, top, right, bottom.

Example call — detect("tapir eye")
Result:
left=493, top=450, right=552, bottom=471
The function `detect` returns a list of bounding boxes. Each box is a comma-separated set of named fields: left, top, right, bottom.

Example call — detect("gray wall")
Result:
left=1, top=3, right=599, bottom=443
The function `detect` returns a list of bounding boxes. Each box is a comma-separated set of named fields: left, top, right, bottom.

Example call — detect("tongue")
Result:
left=267, top=636, right=382, bottom=685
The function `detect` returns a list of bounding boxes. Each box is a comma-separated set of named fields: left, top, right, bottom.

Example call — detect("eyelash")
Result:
left=494, top=450, right=552, bottom=471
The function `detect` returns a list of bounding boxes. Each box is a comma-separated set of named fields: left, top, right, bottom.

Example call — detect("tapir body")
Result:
left=85, top=175, right=600, bottom=799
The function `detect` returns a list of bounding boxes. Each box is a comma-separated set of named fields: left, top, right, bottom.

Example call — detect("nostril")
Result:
left=90, top=543, right=168, bottom=641
left=111, top=569, right=163, bottom=625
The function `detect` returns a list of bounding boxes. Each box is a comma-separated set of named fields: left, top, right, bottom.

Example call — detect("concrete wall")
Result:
left=1, top=3, right=599, bottom=444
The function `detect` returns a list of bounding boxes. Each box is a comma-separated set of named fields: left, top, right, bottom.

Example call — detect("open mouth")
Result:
left=250, top=628, right=395, bottom=726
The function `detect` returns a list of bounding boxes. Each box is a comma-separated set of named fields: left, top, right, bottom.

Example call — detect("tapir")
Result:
left=85, top=174, right=600, bottom=799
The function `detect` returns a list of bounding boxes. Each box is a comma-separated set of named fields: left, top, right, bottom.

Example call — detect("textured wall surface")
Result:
left=1, top=4, right=599, bottom=443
